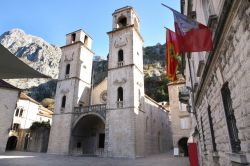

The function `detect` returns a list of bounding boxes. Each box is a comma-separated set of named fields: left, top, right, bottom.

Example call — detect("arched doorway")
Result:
left=71, top=114, right=105, bottom=156
left=6, top=136, right=18, bottom=151
left=178, top=137, right=188, bottom=156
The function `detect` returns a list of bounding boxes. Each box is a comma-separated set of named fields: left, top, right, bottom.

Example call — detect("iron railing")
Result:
left=221, top=82, right=241, bottom=153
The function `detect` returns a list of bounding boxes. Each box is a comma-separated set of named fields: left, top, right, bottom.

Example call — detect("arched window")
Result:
left=71, top=33, right=76, bottom=43
left=84, top=35, right=88, bottom=46
left=117, top=87, right=123, bottom=101
left=61, top=96, right=66, bottom=108
left=118, top=50, right=124, bottom=62
left=66, top=64, right=70, bottom=75
left=15, top=108, right=19, bottom=117
left=117, top=16, right=127, bottom=28
left=118, top=50, right=124, bottom=67
left=19, top=109, right=23, bottom=117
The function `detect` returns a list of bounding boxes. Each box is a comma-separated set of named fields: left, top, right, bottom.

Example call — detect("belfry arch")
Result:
left=71, top=114, right=105, bottom=156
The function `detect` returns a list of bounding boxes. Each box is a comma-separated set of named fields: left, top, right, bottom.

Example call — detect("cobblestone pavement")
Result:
left=0, top=151, right=189, bottom=166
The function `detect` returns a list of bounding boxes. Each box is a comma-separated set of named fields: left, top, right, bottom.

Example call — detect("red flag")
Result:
left=166, top=29, right=179, bottom=81
left=163, top=4, right=213, bottom=52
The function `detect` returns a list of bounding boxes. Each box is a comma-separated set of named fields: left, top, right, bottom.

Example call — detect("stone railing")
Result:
left=116, top=101, right=123, bottom=108
left=117, top=61, right=124, bottom=67
left=74, top=104, right=106, bottom=119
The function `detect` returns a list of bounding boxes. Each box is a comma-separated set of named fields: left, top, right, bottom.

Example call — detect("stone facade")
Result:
left=181, top=0, right=250, bottom=165
left=0, top=80, right=19, bottom=153
left=168, top=81, right=191, bottom=155
left=8, top=93, right=52, bottom=152
left=48, top=6, right=172, bottom=158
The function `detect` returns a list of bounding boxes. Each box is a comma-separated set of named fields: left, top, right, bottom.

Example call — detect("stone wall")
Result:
left=0, top=88, right=19, bottom=153
left=144, top=96, right=173, bottom=155
left=188, top=0, right=250, bottom=165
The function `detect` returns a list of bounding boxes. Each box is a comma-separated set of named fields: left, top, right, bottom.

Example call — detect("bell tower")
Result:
left=106, top=6, right=145, bottom=158
left=48, top=29, right=94, bottom=154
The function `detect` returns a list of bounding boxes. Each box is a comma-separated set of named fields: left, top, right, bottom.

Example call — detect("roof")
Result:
left=0, top=44, right=50, bottom=79
left=19, top=92, right=40, bottom=105
left=0, top=79, right=20, bottom=91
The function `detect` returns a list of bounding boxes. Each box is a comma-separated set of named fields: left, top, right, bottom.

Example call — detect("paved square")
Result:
left=0, top=151, right=189, bottom=166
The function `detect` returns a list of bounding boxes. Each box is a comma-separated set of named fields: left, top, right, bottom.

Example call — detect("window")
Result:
left=207, top=105, right=217, bottom=152
left=117, top=87, right=123, bottom=108
left=12, top=123, right=20, bottom=131
left=200, top=117, right=207, bottom=151
left=117, top=16, right=127, bottom=28
left=15, top=108, right=19, bottom=117
left=202, top=0, right=215, bottom=23
left=84, top=35, right=88, bottom=46
left=71, top=33, right=76, bottom=43
left=180, top=117, right=190, bottom=129
left=19, top=109, right=23, bottom=117
left=61, top=96, right=66, bottom=108
left=66, top=64, right=70, bottom=75
left=221, top=82, right=241, bottom=153
left=118, top=50, right=124, bottom=67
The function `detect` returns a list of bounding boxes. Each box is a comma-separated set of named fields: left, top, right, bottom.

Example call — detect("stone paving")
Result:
left=0, top=151, right=189, bottom=166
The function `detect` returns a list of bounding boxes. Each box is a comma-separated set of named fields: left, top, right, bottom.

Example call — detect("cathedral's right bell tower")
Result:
left=106, top=6, right=145, bottom=158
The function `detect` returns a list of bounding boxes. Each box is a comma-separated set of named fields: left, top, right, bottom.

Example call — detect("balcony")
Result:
left=116, top=101, right=123, bottom=108
left=74, top=104, right=106, bottom=119
left=117, top=61, right=124, bottom=67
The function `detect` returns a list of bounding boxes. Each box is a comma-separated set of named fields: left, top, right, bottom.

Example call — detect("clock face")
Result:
left=100, top=90, right=107, bottom=103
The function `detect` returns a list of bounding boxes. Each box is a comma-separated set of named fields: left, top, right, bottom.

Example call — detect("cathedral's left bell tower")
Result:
left=48, top=29, right=94, bottom=155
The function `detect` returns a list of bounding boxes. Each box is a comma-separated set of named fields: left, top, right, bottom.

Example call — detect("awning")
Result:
left=0, top=44, right=50, bottom=79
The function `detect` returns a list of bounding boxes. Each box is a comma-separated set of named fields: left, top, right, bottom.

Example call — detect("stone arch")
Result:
left=72, top=112, right=105, bottom=130
left=71, top=113, right=106, bottom=156
left=178, top=137, right=188, bottom=156
left=117, top=16, right=127, bottom=28
left=6, top=136, right=18, bottom=151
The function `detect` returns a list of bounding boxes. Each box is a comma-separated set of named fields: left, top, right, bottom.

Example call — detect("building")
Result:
left=0, top=80, right=20, bottom=153
left=168, top=81, right=192, bottom=156
left=179, top=0, right=250, bottom=165
left=48, top=6, right=172, bottom=158
left=6, top=92, right=52, bottom=152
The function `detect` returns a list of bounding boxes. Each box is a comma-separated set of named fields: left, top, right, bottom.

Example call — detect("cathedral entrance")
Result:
left=71, top=114, right=105, bottom=156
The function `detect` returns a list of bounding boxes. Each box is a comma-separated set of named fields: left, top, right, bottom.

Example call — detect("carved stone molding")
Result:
left=65, top=52, right=74, bottom=61
left=114, top=37, right=128, bottom=48
left=114, top=78, right=126, bottom=85
left=61, top=89, right=69, bottom=94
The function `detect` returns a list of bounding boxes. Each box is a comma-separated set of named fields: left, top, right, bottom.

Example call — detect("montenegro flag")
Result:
left=166, top=29, right=180, bottom=82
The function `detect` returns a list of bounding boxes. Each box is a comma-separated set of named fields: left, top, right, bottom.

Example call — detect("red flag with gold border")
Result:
left=166, top=29, right=180, bottom=81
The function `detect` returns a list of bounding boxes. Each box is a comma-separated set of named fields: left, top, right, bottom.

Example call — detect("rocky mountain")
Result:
left=0, top=29, right=61, bottom=89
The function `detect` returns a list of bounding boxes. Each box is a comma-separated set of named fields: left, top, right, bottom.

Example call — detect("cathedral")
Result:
left=48, top=6, right=172, bottom=158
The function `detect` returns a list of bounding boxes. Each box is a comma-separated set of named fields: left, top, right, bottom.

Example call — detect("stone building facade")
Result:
left=48, top=6, right=172, bottom=158
left=180, top=0, right=250, bottom=165
left=7, top=92, right=52, bottom=152
left=0, top=80, right=20, bottom=153
left=168, top=81, right=191, bottom=156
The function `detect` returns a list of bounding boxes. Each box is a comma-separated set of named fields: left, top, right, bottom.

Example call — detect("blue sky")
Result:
left=0, top=0, right=180, bottom=57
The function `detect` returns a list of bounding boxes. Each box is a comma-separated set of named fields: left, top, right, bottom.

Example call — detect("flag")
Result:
left=166, top=29, right=179, bottom=81
left=162, top=4, right=213, bottom=52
